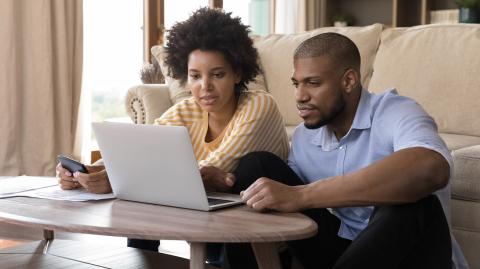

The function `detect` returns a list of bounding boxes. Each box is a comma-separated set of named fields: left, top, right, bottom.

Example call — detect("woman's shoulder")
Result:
left=157, top=96, right=202, bottom=123
left=167, top=96, right=201, bottom=112
left=241, top=90, right=277, bottom=106
left=174, top=96, right=198, bottom=107
left=237, top=90, right=280, bottom=117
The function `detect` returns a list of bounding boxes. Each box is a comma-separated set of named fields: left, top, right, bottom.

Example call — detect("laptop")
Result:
left=92, top=122, right=243, bottom=211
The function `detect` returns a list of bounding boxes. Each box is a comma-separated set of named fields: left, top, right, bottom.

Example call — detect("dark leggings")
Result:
left=223, top=151, right=452, bottom=269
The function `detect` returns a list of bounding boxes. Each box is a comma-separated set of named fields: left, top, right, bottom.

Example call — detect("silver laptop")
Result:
left=92, top=122, right=242, bottom=211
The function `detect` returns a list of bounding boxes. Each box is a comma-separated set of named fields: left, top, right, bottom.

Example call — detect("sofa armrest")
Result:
left=125, top=84, right=173, bottom=124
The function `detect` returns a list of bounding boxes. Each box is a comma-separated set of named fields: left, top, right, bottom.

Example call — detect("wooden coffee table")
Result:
left=0, top=197, right=317, bottom=269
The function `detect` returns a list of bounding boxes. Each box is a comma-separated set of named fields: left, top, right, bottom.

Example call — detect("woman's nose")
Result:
left=201, top=77, right=212, bottom=91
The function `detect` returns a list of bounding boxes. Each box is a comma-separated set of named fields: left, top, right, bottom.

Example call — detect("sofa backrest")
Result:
left=253, top=24, right=383, bottom=126
left=368, top=24, right=480, bottom=137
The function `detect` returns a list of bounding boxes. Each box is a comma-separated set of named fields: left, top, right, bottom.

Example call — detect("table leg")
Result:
left=42, top=229, right=54, bottom=254
left=189, top=242, right=206, bottom=269
left=251, top=242, right=282, bottom=269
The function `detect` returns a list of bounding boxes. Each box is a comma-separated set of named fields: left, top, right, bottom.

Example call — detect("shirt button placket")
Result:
left=336, top=145, right=347, bottom=176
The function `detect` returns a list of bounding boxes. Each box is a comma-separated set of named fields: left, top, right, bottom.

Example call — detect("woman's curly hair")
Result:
left=164, top=7, right=260, bottom=94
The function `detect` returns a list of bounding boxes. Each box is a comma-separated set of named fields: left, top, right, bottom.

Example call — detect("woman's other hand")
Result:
left=73, top=165, right=112, bottom=194
left=199, top=166, right=236, bottom=192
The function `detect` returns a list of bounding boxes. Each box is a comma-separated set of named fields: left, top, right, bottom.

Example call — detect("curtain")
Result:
left=0, top=0, right=83, bottom=176
left=275, top=0, right=320, bottom=34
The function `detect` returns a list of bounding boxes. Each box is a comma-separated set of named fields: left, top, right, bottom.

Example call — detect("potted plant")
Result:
left=333, top=14, right=353, bottom=27
left=456, top=0, right=479, bottom=23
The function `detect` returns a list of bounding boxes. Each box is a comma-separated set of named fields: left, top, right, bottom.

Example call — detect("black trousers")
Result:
left=223, top=151, right=452, bottom=269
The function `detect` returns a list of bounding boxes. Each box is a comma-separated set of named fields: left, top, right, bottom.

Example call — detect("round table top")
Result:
left=0, top=197, right=317, bottom=243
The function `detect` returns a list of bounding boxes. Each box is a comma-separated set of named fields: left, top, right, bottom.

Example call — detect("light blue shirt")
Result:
left=288, top=89, right=453, bottom=240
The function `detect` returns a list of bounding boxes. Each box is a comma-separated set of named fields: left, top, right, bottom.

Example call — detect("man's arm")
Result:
left=301, top=147, right=449, bottom=208
left=241, top=147, right=449, bottom=212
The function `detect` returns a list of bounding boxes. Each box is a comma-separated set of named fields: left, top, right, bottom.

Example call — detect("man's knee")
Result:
left=238, top=151, right=282, bottom=167
left=372, top=195, right=443, bottom=223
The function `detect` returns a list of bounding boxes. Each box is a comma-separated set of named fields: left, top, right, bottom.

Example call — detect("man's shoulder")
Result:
left=370, top=88, right=425, bottom=119
left=371, top=88, right=414, bottom=106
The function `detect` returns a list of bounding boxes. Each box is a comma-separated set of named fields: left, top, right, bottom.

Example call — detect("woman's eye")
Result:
left=189, top=74, right=200, bottom=80
left=213, top=72, right=225, bottom=78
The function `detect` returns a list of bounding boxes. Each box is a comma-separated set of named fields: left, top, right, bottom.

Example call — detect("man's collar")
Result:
left=310, top=89, right=373, bottom=150
left=350, top=89, right=372, bottom=130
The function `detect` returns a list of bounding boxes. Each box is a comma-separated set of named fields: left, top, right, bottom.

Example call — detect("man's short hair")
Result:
left=294, top=33, right=361, bottom=72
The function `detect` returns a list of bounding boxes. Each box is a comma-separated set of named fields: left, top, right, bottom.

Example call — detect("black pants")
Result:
left=223, top=151, right=452, bottom=269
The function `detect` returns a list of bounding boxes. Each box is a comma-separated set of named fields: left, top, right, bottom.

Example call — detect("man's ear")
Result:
left=342, top=69, right=359, bottom=93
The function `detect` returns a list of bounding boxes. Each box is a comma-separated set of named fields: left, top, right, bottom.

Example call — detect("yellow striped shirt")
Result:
left=154, top=90, right=289, bottom=172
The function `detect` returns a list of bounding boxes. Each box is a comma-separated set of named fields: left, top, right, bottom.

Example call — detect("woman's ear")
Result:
left=235, top=71, right=242, bottom=84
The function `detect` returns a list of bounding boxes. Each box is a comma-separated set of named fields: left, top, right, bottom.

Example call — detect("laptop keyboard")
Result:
left=208, top=197, right=234, bottom=206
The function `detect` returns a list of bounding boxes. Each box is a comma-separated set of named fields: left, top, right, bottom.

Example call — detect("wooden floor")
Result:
left=0, top=222, right=190, bottom=258
left=0, top=221, right=190, bottom=268
left=0, top=239, right=218, bottom=269
left=0, top=239, right=27, bottom=250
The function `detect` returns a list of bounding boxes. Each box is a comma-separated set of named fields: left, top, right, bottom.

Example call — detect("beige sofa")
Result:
left=126, top=23, right=480, bottom=268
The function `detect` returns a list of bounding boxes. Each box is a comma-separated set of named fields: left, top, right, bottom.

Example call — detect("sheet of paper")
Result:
left=9, top=185, right=116, bottom=201
left=0, top=176, right=115, bottom=201
left=0, top=176, right=58, bottom=195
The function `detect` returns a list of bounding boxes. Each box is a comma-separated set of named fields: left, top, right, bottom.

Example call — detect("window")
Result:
left=84, top=0, right=143, bottom=123
left=164, top=0, right=209, bottom=31
left=223, top=0, right=271, bottom=36
left=83, top=0, right=143, bottom=160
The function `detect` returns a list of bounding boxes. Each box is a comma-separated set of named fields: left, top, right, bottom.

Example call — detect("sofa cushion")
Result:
left=452, top=199, right=480, bottom=233
left=369, top=24, right=480, bottom=137
left=440, top=133, right=480, bottom=151
left=452, top=228, right=480, bottom=269
left=151, top=46, right=268, bottom=104
left=253, top=24, right=383, bottom=126
left=452, top=145, right=480, bottom=202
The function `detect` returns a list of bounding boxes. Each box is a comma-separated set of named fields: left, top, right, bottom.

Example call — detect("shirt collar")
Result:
left=350, top=89, right=372, bottom=130
left=310, top=89, right=373, bottom=150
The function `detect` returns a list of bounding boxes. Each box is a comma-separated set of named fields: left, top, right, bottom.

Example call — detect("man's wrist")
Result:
left=296, top=185, right=312, bottom=210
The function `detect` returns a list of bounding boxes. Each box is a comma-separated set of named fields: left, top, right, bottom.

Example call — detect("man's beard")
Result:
left=303, top=96, right=345, bottom=130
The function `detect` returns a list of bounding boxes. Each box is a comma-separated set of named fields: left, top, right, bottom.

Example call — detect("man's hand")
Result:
left=73, top=165, right=112, bottom=194
left=199, top=166, right=235, bottom=192
left=240, top=177, right=305, bottom=212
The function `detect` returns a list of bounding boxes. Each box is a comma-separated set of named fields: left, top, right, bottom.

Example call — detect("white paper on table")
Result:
left=0, top=176, right=116, bottom=201
left=0, top=176, right=58, bottom=195
left=7, top=185, right=116, bottom=201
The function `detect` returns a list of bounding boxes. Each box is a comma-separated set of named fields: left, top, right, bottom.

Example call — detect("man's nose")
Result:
left=295, top=84, right=309, bottom=102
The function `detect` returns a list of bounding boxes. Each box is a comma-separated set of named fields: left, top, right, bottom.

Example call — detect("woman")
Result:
left=58, top=7, right=288, bottom=195
left=56, top=7, right=288, bottom=255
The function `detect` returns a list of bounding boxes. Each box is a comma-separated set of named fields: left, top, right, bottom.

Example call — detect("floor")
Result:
left=0, top=239, right=204, bottom=269
left=0, top=221, right=191, bottom=261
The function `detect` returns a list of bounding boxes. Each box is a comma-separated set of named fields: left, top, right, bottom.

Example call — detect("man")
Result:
left=225, top=33, right=462, bottom=268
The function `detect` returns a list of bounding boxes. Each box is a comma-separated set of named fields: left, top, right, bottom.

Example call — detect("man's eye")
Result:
left=292, top=82, right=299, bottom=88
left=189, top=74, right=200, bottom=80
left=213, top=72, right=225, bottom=78
left=308, top=81, right=320, bottom=86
